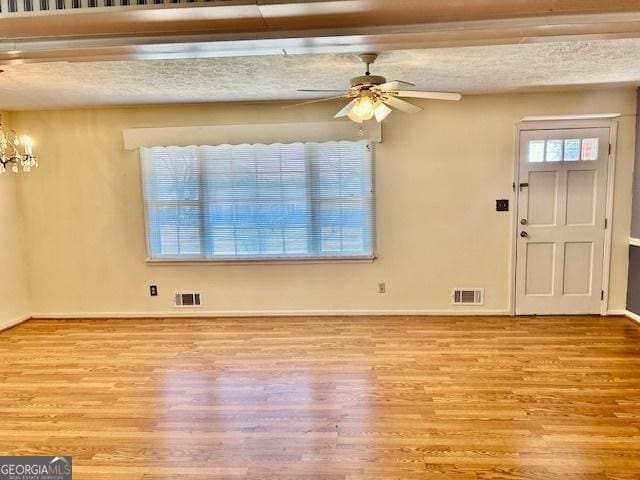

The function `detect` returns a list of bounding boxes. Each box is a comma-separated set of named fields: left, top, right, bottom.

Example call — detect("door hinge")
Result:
left=512, top=181, right=516, bottom=192
left=609, top=144, right=612, bottom=155
left=601, top=290, right=605, bottom=301
left=605, top=218, right=608, bottom=229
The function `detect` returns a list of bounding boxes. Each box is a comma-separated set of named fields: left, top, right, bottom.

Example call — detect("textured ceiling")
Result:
left=1, top=38, right=640, bottom=110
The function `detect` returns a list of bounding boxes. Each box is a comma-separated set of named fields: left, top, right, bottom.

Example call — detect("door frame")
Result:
left=510, top=117, right=619, bottom=316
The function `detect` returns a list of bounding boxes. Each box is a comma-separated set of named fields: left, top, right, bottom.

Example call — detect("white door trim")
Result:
left=509, top=118, right=618, bottom=316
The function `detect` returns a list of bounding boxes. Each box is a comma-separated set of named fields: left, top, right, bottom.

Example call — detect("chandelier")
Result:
left=0, top=115, right=36, bottom=174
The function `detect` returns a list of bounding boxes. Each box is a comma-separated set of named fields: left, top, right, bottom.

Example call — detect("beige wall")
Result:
left=0, top=113, right=30, bottom=326
left=10, top=89, right=636, bottom=316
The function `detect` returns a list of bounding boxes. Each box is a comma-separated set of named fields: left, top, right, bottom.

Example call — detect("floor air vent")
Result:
left=174, top=292, right=201, bottom=308
left=451, top=288, right=484, bottom=306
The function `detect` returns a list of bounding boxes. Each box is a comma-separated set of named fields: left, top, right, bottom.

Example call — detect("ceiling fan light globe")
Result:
left=346, top=110, right=364, bottom=123
left=349, top=96, right=375, bottom=122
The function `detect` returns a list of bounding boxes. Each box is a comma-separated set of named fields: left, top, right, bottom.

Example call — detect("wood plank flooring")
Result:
left=1, top=316, right=639, bottom=479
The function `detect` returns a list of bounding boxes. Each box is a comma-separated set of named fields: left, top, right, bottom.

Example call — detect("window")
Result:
left=141, top=141, right=375, bottom=261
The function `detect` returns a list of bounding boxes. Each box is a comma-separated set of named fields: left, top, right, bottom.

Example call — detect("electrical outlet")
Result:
left=149, top=285, right=158, bottom=297
left=378, top=282, right=386, bottom=294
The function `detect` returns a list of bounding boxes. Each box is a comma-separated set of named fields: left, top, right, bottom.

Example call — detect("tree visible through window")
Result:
left=141, top=141, right=375, bottom=260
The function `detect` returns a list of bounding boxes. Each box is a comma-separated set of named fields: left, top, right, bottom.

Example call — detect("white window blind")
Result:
left=141, top=141, right=375, bottom=261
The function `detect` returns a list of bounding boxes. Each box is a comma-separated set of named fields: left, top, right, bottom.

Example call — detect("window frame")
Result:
left=140, top=141, right=377, bottom=264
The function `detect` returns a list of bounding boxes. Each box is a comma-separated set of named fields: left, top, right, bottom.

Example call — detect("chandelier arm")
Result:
left=0, top=156, right=21, bottom=166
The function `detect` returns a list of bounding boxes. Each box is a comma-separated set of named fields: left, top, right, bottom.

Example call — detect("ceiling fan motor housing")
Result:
left=350, top=75, right=387, bottom=88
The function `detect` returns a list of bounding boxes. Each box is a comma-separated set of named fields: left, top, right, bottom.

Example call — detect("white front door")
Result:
left=515, top=127, right=610, bottom=315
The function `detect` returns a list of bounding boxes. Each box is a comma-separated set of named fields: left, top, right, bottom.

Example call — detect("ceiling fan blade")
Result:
left=382, top=96, right=423, bottom=114
left=373, top=80, right=416, bottom=91
left=395, top=91, right=462, bottom=101
left=297, top=89, right=347, bottom=93
left=334, top=99, right=358, bottom=118
left=284, top=95, right=348, bottom=109
left=374, top=102, right=392, bottom=122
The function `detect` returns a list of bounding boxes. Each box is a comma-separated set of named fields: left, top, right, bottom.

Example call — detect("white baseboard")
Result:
left=0, top=314, right=31, bottom=332
left=16, top=310, right=640, bottom=323
left=624, top=310, right=640, bottom=324
left=608, top=309, right=640, bottom=325
left=30, top=308, right=512, bottom=319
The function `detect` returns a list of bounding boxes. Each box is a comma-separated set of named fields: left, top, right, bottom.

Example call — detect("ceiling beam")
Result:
left=3, top=1, right=640, bottom=39
left=2, top=11, right=640, bottom=64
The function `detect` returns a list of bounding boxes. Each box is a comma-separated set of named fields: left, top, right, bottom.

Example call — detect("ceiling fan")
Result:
left=288, top=53, right=462, bottom=123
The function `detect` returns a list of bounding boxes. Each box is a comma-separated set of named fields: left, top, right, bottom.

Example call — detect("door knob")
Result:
left=520, top=219, right=528, bottom=225
left=520, top=231, right=529, bottom=238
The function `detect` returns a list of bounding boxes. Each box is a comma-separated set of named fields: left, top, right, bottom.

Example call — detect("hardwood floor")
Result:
left=1, top=316, right=639, bottom=479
